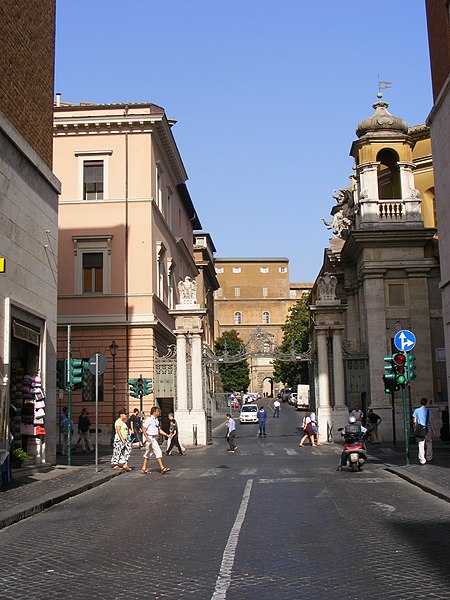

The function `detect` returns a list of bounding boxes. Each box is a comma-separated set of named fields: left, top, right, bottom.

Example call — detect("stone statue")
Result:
left=322, top=183, right=356, bottom=238
left=317, top=272, right=337, bottom=301
left=178, top=276, right=198, bottom=305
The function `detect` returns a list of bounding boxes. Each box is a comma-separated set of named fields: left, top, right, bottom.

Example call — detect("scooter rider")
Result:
left=336, top=416, right=367, bottom=471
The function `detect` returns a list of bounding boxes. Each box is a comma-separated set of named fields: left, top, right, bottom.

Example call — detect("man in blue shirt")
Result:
left=225, top=413, right=237, bottom=453
left=412, top=397, right=436, bottom=465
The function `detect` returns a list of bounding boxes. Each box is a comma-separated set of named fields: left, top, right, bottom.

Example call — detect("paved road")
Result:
left=1, top=405, right=449, bottom=599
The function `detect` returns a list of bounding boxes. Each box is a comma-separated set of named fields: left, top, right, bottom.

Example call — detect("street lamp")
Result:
left=109, top=340, right=118, bottom=443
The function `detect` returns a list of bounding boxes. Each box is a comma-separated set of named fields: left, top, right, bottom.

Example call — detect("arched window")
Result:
left=234, top=311, right=242, bottom=325
left=262, top=311, right=270, bottom=324
left=376, top=148, right=401, bottom=199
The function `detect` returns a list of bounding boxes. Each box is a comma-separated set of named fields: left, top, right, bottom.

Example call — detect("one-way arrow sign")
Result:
left=394, top=330, right=416, bottom=352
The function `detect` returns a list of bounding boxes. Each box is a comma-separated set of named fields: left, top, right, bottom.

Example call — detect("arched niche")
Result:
left=376, top=148, right=401, bottom=200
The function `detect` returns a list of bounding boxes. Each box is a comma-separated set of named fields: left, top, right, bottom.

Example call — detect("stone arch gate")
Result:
left=154, top=326, right=312, bottom=446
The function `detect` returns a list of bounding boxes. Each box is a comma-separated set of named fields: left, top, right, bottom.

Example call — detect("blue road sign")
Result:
left=394, top=330, right=416, bottom=352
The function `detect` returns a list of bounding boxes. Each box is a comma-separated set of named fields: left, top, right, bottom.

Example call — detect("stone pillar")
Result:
left=356, top=162, right=380, bottom=227
left=191, top=332, right=203, bottom=411
left=332, top=328, right=349, bottom=434
left=316, top=329, right=332, bottom=442
left=176, top=333, right=188, bottom=411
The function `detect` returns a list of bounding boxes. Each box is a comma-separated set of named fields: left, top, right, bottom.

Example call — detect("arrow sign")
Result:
left=394, top=330, right=416, bottom=352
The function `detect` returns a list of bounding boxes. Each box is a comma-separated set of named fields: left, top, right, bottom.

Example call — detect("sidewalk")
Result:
left=367, top=439, right=450, bottom=503
left=1, top=436, right=449, bottom=531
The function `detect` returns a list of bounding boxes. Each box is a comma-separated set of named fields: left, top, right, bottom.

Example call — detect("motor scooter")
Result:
left=338, top=427, right=368, bottom=472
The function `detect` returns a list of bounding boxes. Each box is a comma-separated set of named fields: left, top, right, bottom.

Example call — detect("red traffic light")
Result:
left=137, top=377, right=144, bottom=390
left=393, top=353, right=406, bottom=367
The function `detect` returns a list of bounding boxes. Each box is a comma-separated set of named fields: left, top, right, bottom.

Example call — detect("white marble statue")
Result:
left=317, top=272, right=337, bottom=301
left=178, top=276, right=198, bottom=305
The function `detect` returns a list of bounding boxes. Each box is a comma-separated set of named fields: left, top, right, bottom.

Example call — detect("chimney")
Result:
left=56, top=92, right=61, bottom=107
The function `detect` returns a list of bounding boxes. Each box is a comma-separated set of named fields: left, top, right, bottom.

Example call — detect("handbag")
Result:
left=414, top=409, right=429, bottom=439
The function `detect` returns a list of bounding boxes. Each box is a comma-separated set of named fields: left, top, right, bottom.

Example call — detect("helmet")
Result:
left=348, top=416, right=357, bottom=424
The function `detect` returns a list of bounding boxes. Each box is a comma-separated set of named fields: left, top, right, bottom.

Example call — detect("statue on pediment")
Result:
left=317, top=272, right=337, bottom=301
left=178, top=276, right=198, bottom=305
left=322, top=182, right=356, bottom=238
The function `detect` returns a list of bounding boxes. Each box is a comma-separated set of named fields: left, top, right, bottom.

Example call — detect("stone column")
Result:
left=316, top=329, right=332, bottom=442
left=191, top=332, right=203, bottom=411
left=176, top=333, right=188, bottom=411
left=332, top=329, right=346, bottom=409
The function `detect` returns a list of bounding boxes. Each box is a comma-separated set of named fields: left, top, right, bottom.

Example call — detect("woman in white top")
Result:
left=299, top=412, right=316, bottom=447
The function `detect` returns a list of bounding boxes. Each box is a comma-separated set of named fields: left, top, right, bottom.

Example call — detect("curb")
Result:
left=0, top=470, right=123, bottom=531
left=385, top=466, right=450, bottom=504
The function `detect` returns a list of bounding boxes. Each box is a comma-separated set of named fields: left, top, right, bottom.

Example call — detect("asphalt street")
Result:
left=1, top=404, right=449, bottom=600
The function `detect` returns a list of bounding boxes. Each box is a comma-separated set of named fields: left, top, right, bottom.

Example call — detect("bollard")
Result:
left=193, top=424, right=198, bottom=446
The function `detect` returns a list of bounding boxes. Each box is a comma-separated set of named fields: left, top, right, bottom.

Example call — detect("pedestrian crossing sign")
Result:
left=0, top=258, right=5, bottom=273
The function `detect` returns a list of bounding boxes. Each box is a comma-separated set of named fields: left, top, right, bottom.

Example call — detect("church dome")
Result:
left=356, top=100, right=408, bottom=138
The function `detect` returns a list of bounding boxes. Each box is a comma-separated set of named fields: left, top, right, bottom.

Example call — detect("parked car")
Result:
left=239, top=403, right=259, bottom=423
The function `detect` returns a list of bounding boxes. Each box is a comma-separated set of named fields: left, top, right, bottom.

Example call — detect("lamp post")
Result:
left=109, top=340, right=118, bottom=443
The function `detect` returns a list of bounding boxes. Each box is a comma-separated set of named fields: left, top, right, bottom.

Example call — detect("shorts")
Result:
left=143, top=436, right=162, bottom=460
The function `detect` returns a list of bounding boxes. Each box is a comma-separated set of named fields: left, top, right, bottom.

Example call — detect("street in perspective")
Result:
left=1, top=402, right=450, bottom=600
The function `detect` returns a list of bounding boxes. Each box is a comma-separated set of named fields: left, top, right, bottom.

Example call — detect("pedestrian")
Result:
left=60, top=406, right=73, bottom=456
left=128, top=407, right=143, bottom=448
left=412, top=397, right=436, bottom=465
left=141, top=406, right=171, bottom=474
left=310, top=409, right=321, bottom=446
left=351, top=405, right=364, bottom=423
left=440, top=406, right=449, bottom=443
left=77, top=408, right=94, bottom=452
left=273, top=397, right=281, bottom=418
left=225, top=412, right=237, bottom=452
left=165, top=412, right=185, bottom=456
left=257, top=406, right=267, bottom=437
left=110, top=410, right=132, bottom=471
left=366, top=408, right=382, bottom=444
left=299, top=411, right=316, bottom=447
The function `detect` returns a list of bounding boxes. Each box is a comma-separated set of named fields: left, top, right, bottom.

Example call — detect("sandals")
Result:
left=122, top=465, right=132, bottom=472
left=161, top=467, right=170, bottom=474
left=112, top=465, right=122, bottom=470
left=141, top=468, right=150, bottom=475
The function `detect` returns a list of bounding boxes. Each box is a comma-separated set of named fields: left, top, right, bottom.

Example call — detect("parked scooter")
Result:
left=337, top=417, right=367, bottom=472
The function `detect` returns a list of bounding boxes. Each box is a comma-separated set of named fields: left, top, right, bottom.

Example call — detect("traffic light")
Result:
left=137, top=376, right=144, bottom=397
left=406, top=352, right=416, bottom=381
left=143, top=378, right=153, bottom=395
left=128, top=378, right=139, bottom=398
left=69, top=357, right=89, bottom=390
left=383, top=354, right=397, bottom=393
left=56, top=359, right=67, bottom=390
left=393, top=352, right=407, bottom=386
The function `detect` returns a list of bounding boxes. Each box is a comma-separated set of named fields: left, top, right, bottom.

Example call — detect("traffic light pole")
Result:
left=401, top=384, right=409, bottom=465
left=390, top=389, right=396, bottom=446
left=67, top=325, right=72, bottom=467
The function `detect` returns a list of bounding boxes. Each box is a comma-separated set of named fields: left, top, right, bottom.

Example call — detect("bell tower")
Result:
left=350, top=97, right=423, bottom=229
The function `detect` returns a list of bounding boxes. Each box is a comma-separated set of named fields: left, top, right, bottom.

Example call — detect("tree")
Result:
left=214, top=330, right=250, bottom=393
left=273, top=296, right=310, bottom=388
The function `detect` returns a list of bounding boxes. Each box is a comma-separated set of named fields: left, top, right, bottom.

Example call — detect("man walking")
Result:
left=273, top=397, right=281, bottom=418
left=141, top=406, right=171, bottom=474
left=412, top=397, right=436, bottom=465
left=225, top=413, right=237, bottom=453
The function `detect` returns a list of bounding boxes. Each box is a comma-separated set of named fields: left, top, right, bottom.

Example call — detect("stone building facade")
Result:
left=310, top=99, right=444, bottom=442
left=425, top=0, right=450, bottom=418
left=0, top=0, right=60, bottom=468
left=214, top=257, right=312, bottom=394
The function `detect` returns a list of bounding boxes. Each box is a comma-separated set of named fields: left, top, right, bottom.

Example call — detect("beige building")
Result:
left=214, top=257, right=312, bottom=394
left=310, top=99, right=444, bottom=442
left=53, top=101, right=203, bottom=443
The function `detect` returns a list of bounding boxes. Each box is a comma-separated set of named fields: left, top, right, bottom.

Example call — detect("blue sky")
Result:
left=55, top=0, right=432, bottom=282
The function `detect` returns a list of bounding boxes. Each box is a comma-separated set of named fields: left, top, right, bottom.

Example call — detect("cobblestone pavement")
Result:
left=0, top=406, right=449, bottom=599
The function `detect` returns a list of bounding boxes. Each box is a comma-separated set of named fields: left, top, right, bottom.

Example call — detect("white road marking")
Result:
left=240, top=468, right=257, bottom=475
left=262, top=447, right=275, bottom=456
left=285, top=448, right=298, bottom=456
left=259, top=477, right=309, bottom=484
left=279, top=467, right=296, bottom=475
left=211, top=479, right=253, bottom=600
left=200, top=469, right=219, bottom=477
left=371, top=501, right=396, bottom=514
left=315, top=487, right=332, bottom=498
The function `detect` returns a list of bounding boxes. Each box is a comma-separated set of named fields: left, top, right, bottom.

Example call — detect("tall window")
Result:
left=73, top=236, right=112, bottom=295
left=235, top=287, right=240, bottom=297
left=262, top=311, right=270, bottom=324
left=83, top=161, right=104, bottom=200
left=156, top=165, right=163, bottom=211
left=234, top=311, right=242, bottom=325
left=156, top=242, right=166, bottom=301
left=262, top=287, right=268, bottom=297
left=83, top=252, right=103, bottom=293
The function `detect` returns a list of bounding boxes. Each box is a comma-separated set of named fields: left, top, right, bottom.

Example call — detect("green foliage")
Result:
left=11, top=448, right=30, bottom=464
left=273, top=296, right=310, bottom=387
left=214, top=330, right=250, bottom=393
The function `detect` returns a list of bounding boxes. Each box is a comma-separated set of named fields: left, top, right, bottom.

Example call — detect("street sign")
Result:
left=88, top=352, right=107, bottom=375
left=394, top=330, right=416, bottom=352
